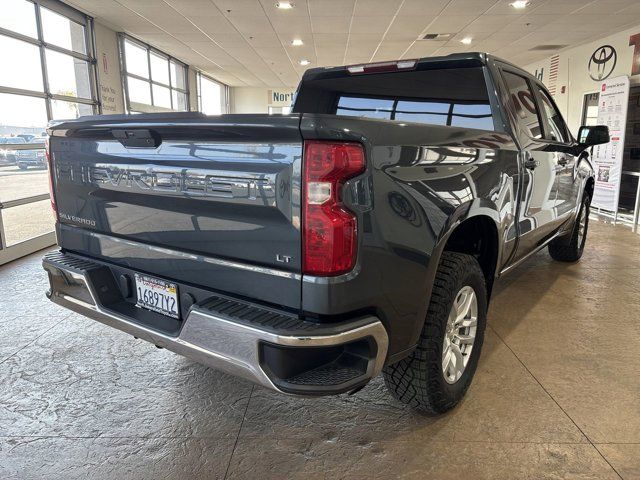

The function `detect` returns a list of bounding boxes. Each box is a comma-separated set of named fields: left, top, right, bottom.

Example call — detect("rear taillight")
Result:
left=45, top=138, right=57, bottom=218
left=302, top=141, right=365, bottom=276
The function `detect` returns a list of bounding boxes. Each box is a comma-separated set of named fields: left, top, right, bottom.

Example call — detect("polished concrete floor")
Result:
left=0, top=220, right=638, bottom=479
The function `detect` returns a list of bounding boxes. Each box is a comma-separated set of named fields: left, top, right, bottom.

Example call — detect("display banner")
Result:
left=592, top=75, right=630, bottom=211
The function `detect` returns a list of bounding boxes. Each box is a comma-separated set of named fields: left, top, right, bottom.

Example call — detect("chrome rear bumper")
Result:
left=43, top=251, right=388, bottom=395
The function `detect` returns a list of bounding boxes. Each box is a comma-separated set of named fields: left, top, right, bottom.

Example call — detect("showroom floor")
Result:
left=0, top=220, right=638, bottom=480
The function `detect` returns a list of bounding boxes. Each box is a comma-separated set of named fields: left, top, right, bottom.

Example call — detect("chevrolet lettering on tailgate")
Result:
left=56, top=161, right=273, bottom=203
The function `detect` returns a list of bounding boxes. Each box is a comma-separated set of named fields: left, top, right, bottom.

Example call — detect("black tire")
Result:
left=548, top=193, right=590, bottom=262
left=18, top=163, right=28, bottom=170
left=383, top=252, right=487, bottom=415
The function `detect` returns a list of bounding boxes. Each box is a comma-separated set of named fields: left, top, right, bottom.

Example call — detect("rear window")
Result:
left=294, top=66, right=495, bottom=131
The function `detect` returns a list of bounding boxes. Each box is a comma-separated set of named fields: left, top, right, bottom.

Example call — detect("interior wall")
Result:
left=94, top=22, right=125, bottom=114
left=525, top=24, right=640, bottom=134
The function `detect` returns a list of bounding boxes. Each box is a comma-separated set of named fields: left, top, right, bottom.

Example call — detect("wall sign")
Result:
left=267, top=89, right=295, bottom=107
left=592, top=75, right=630, bottom=212
left=588, top=45, right=617, bottom=81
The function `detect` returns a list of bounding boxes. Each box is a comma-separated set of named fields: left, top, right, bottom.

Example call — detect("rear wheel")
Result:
left=18, top=163, right=28, bottom=170
left=548, top=193, right=590, bottom=262
left=383, top=252, right=487, bottom=415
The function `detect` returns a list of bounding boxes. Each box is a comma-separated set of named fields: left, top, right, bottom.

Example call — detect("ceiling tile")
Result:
left=311, top=16, right=351, bottom=34
left=66, top=0, right=640, bottom=87
left=441, top=0, right=498, bottom=16
left=211, top=0, right=263, bottom=15
left=308, top=0, right=355, bottom=17
left=350, top=16, right=393, bottom=34
left=165, top=0, right=222, bottom=17
left=353, top=0, right=403, bottom=16
left=397, top=0, right=450, bottom=16
left=227, top=15, right=274, bottom=33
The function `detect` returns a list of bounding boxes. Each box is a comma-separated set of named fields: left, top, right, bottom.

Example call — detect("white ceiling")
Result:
left=65, top=0, right=640, bottom=87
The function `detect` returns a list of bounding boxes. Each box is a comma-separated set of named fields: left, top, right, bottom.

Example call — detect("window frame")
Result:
left=498, top=67, right=546, bottom=143
left=196, top=71, right=228, bottom=114
left=119, top=33, right=190, bottom=113
left=0, top=0, right=98, bottom=119
left=534, top=84, right=572, bottom=145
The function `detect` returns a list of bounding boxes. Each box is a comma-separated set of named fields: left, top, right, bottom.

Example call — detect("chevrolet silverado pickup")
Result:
left=43, top=53, right=609, bottom=414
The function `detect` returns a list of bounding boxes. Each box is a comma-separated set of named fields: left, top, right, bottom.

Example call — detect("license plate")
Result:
left=134, top=274, right=179, bottom=319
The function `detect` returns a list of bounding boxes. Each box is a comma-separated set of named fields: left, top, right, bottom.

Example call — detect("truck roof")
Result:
left=302, top=52, right=534, bottom=83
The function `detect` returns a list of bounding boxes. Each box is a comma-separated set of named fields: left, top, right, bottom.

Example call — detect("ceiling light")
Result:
left=509, top=0, right=530, bottom=9
left=299, top=59, right=310, bottom=66
left=460, top=37, right=473, bottom=45
left=275, top=1, right=294, bottom=9
left=291, top=39, right=304, bottom=46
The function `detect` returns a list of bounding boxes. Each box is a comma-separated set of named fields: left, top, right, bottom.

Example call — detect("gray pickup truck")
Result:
left=43, top=53, right=608, bottom=414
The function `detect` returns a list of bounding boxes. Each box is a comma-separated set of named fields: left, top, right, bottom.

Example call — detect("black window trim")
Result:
left=532, top=81, right=573, bottom=145
left=498, top=66, right=548, bottom=144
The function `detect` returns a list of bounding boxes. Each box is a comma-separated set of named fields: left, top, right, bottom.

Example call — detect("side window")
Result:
left=537, top=87, right=569, bottom=143
left=502, top=71, right=543, bottom=139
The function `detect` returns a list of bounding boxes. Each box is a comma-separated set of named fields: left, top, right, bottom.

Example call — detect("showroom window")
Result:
left=0, top=0, right=98, bottom=124
left=197, top=72, right=227, bottom=115
left=582, top=93, right=600, bottom=126
left=0, top=0, right=97, bottom=265
left=119, top=34, right=190, bottom=113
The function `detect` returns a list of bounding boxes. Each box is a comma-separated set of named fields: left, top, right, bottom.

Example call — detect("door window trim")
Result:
left=532, top=81, right=573, bottom=145
left=498, top=66, right=546, bottom=144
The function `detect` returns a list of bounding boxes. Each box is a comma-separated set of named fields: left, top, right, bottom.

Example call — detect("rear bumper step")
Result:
left=42, top=251, right=388, bottom=395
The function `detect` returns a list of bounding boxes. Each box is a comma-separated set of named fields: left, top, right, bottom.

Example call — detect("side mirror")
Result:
left=577, top=125, right=609, bottom=148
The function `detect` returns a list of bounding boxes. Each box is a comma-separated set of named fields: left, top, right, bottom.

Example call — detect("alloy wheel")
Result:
left=442, top=286, right=478, bottom=384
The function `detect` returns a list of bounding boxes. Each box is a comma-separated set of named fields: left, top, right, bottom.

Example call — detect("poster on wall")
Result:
left=591, top=75, right=630, bottom=212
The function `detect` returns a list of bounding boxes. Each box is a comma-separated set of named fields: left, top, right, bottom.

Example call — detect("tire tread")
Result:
left=383, top=251, right=486, bottom=414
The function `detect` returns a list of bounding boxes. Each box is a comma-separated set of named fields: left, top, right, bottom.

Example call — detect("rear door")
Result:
left=499, top=68, right=561, bottom=262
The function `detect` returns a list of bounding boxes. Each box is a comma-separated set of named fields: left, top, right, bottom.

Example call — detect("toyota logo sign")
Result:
left=588, top=45, right=617, bottom=81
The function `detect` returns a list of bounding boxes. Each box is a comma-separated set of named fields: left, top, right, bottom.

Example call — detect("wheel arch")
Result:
left=424, top=204, right=502, bottom=311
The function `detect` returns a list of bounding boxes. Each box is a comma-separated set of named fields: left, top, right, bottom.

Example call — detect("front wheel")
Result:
left=383, top=252, right=487, bottom=415
left=548, top=193, right=590, bottom=262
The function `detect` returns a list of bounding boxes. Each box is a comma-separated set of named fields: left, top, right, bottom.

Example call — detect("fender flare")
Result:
left=401, top=200, right=503, bottom=353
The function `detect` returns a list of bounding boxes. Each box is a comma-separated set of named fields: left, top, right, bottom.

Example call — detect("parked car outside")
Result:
left=16, top=135, right=47, bottom=170
left=0, top=137, right=26, bottom=166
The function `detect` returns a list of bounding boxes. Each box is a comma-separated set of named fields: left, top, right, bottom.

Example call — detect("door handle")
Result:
left=524, top=158, right=539, bottom=170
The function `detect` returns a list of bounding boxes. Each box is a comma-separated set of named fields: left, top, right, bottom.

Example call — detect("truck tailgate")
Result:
left=48, top=113, right=302, bottom=309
